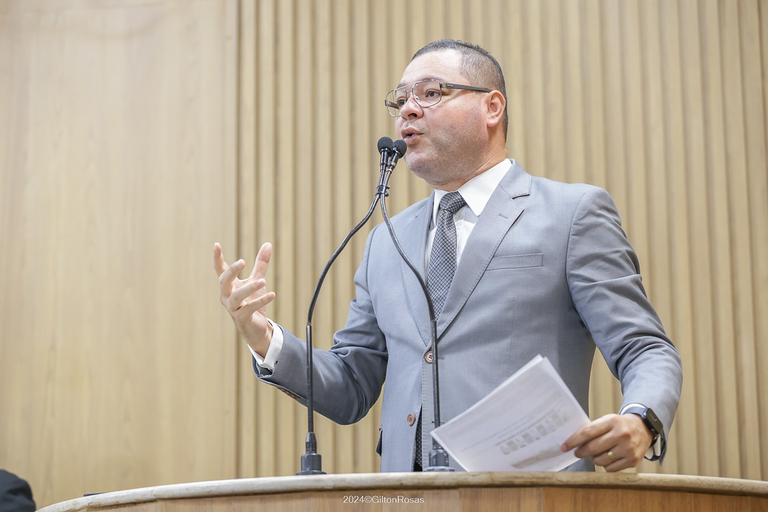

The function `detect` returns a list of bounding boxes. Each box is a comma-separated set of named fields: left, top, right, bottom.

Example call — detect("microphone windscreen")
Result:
left=377, top=136, right=394, bottom=154
left=393, top=139, right=407, bottom=157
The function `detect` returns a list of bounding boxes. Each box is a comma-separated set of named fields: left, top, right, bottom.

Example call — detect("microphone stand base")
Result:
left=297, top=452, right=326, bottom=475
left=424, top=449, right=455, bottom=472
left=424, top=466, right=455, bottom=472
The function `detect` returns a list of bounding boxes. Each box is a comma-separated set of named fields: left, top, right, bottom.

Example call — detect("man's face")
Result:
left=394, top=49, right=488, bottom=190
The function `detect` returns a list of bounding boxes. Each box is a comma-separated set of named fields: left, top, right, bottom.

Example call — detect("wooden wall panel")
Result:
left=0, top=0, right=240, bottom=507
left=240, top=0, right=768, bottom=481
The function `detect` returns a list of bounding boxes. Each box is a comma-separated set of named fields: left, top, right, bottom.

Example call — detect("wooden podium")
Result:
left=39, top=472, right=768, bottom=511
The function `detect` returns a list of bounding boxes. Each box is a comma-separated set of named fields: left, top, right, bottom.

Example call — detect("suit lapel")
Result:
left=395, top=196, right=434, bottom=347
left=437, top=161, right=532, bottom=337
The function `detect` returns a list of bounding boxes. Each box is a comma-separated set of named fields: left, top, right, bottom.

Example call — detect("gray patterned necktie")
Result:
left=427, top=191, right=466, bottom=318
left=416, top=191, right=465, bottom=469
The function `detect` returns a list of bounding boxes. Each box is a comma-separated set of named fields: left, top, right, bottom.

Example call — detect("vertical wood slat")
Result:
left=739, top=0, right=768, bottom=481
left=237, top=0, right=258, bottom=479
left=543, top=0, right=566, bottom=185
left=254, top=0, right=279, bottom=478
left=274, top=0, right=301, bottom=477
left=523, top=0, right=547, bottom=174
left=698, top=0, right=741, bottom=480
left=659, top=0, right=699, bottom=476
left=223, top=0, right=242, bottom=479
left=621, top=0, right=650, bottom=292
left=330, top=0, right=353, bottom=475
left=310, top=0, right=336, bottom=475
left=293, top=0, right=317, bottom=474
left=562, top=0, right=587, bottom=185
left=505, top=0, right=527, bottom=170
left=719, top=0, right=762, bottom=480
left=583, top=0, right=608, bottom=190
left=638, top=0, right=674, bottom=476
left=679, top=0, right=720, bottom=478
left=756, top=0, right=768, bottom=478
left=350, top=0, right=379, bottom=474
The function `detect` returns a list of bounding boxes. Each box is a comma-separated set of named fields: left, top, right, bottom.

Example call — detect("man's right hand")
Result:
left=213, top=242, right=275, bottom=357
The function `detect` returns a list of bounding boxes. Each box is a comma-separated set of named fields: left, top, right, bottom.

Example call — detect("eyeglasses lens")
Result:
left=385, top=80, right=442, bottom=117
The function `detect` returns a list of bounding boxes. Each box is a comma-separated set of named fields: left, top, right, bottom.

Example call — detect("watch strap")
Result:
left=620, top=405, right=666, bottom=463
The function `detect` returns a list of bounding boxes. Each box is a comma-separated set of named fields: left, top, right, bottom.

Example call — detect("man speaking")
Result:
left=214, top=39, right=682, bottom=472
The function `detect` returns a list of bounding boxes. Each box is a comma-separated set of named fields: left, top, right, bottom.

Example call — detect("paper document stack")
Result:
left=430, top=355, right=590, bottom=471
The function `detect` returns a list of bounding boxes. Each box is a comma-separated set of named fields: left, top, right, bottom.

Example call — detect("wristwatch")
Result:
left=621, top=405, right=664, bottom=462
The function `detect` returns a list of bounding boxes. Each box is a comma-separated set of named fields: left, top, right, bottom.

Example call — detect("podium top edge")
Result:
left=38, top=472, right=768, bottom=512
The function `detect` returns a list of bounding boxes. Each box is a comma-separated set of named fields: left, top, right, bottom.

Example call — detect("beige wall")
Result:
left=0, top=0, right=242, bottom=506
left=1, top=0, right=767, bottom=508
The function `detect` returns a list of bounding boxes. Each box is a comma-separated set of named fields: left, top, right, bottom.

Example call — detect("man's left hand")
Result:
left=560, top=413, right=653, bottom=471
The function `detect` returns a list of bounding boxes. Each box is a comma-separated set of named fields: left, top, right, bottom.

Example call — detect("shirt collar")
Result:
left=432, top=159, right=512, bottom=224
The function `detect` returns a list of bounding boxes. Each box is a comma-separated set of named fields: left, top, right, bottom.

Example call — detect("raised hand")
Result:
left=213, top=242, right=276, bottom=356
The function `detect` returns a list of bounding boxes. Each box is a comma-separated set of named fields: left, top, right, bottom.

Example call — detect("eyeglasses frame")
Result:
left=385, top=80, right=492, bottom=117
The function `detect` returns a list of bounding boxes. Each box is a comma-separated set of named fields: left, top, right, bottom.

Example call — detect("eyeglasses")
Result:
left=385, top=79, right=491, bottom=117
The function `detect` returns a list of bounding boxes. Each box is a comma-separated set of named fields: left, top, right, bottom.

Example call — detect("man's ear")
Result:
left=485, top=90, right=506, bottom=130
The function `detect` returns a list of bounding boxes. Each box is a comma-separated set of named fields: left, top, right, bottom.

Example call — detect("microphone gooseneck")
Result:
left=299, top=137, right=397, bottom=475
left=377, top=141, right=454, bottom=472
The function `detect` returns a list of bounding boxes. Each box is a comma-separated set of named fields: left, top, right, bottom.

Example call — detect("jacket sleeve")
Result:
left=565, top=186, right=683, bottom=450
left=254, top=226, right=389, bottom=425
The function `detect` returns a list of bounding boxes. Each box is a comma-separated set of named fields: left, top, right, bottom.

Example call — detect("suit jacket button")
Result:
left=407, top=413, right=416, bottom=426
left=424, top=350, right=433, bottom=364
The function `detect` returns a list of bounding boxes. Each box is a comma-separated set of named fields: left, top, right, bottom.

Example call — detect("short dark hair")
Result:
left=412, top=39, right=508, bottom=139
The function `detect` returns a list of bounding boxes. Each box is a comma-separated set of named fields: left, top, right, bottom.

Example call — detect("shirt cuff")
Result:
left=248, top=319, right=284, bottom=372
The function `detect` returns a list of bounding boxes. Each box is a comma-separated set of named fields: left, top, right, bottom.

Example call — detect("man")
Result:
left=214, top=39, right=682, bottom=472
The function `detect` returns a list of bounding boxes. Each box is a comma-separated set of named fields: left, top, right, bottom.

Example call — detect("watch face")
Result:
left=645, top=408, right=662, bottom=435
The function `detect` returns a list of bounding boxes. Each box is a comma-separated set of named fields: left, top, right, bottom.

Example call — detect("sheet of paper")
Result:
left=430, top=355, right=590, bottom=471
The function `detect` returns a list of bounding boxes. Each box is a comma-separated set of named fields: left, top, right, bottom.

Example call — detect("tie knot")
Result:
left=439, top=191, right=466, bottom=215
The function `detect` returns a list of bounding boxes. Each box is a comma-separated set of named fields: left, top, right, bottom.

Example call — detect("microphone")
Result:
left=298, top=137, right=396, bottom=475
left=378, top=136, right=393, bottom=171
left=378, top=141, right=455, bottom=472
left=377, top=137, right=394, bottom=194
left=378, top=139, right=406, bottom=196
left=387, top=140, right=407, bottom=170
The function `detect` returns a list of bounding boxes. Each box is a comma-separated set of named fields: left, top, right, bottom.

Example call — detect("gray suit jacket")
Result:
left=257, top=160, right=683, bottom=472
